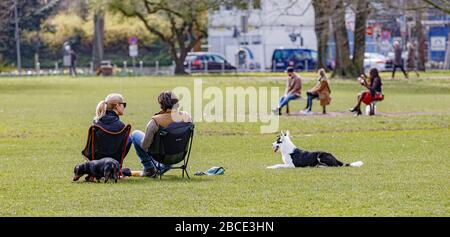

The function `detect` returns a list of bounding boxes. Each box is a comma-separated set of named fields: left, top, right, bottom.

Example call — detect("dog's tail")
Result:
left=345, top=161, right=364, bottom=167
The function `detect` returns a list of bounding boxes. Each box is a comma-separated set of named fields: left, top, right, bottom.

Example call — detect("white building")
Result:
left=207, top=0, right=317, bottom=70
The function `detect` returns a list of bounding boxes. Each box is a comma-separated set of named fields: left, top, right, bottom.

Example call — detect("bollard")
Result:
left=156, top=61, right=159, bottom=75
left=90, top=62, right=94, bottom=75
left=305, top=60, right=308, bottom=72
left=54, top=62, right=59, bottom=75
left=204, top=59, right=208, bottom=73
left=188, top=59, right=192, bottom=74
left=36, top=62, right=40, bottom=76
left=172, top=61, right=176, bottom=75
left=139, top=61, right=143, bottom=76
left=123, top=61, right=128, bottom=74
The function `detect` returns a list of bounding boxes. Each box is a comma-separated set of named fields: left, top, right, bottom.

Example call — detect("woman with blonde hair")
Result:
left=94, top=93, right=128, bottom=132
left=303, top=68, right=331, bottom=115
left=92, top=93, right=132, bottom=163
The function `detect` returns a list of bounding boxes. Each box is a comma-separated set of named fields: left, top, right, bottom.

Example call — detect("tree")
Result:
left=0, top=0, right=60, bottom=67
left=416, top=0, right=427, bottom=71
left=109, top=0, right=215, bottom=74
left=312, top=0, right=331, bottom=71
left=92, top=9, right=105, bottom=69
left=352, top=0, right=370, bottom=75
left=331, top=0, right=358, bottom=78
left=422, top=0, right=450, bottom=14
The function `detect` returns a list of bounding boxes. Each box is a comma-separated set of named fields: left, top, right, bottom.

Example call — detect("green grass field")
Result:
left=0, top=74, right=449, bottom=216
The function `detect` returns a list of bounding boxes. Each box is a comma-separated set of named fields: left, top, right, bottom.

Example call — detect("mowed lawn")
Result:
left=0, top=75, right=449, bottom=216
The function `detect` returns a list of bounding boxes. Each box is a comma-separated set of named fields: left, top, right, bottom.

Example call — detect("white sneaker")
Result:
left=272, top=108, right=280, bottom=115
left=304, top=111, right=313, bottom=116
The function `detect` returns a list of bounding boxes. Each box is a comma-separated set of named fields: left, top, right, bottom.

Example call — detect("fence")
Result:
left=1, top=58, right=449, bottom=77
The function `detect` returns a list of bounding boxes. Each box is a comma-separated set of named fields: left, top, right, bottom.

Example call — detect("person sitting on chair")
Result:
left=90, top=93, right=132, bottom=178
left=303, top=68, right=331, bottom=115
left=130, top=91, right=192, bottom=178
left=349, top=68, right=384, bottom=116
left=272, top=67, right=302, bottom=115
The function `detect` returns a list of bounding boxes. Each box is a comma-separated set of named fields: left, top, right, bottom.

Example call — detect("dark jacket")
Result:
left=394, top=46, right=403, bottom=65
left=369, top=77, right=383, bottom=96
left=94, top=110, right=125, bottom=132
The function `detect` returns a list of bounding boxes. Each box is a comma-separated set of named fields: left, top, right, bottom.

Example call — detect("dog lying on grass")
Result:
left=268, top=131, right=364, bottom=169
left=73, top=158, right=120, bottom=183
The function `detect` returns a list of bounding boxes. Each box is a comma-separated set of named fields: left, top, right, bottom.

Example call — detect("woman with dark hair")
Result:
left=349, top=68, right=384, bottom=116
left=130, top=91, right=192, bottom=178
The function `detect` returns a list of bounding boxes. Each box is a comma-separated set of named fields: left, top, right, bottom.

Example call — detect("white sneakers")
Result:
left=302, top=109, right=313, bottom=115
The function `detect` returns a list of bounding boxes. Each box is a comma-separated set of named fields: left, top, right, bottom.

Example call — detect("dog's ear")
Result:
left=285, top=130, right=290, bottom=137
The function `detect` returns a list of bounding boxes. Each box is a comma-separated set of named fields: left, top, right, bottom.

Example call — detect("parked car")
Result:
left=363, top=53, right=393, bottom=72
left=271, top=48, right=333, bottom=72
left=184, top=52, right=236, bottom=73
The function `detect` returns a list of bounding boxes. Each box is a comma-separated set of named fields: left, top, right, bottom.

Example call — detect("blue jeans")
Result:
left=130, top=130, right=171, bottom=172
left=279, top=94, right=300, bottom=109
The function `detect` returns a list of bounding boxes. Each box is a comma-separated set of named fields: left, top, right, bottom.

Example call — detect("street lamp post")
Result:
left=13, top=0, right=22, bottom=75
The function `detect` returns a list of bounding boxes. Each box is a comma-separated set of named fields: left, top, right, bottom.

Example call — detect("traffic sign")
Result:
left=128, top=36, right=138, bottom=45
left=129, top=45, right=138, bottom=57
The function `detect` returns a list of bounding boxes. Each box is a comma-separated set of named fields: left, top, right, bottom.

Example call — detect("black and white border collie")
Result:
left=267, top=131, right=364, bottom=169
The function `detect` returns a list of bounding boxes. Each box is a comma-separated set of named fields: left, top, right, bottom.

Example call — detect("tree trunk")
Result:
left=416, top=1, right=426, bottom=71
left=170, top=48, right=188, bottom=75
left=445, top=33, right=450, bottom=70
left=352, top=0, right=369, bottom=75
left=92, top=10, right=105, bottom=70
left=313, top=0, right=330, bottom=71
left=331, top=0, right=358, bottom=79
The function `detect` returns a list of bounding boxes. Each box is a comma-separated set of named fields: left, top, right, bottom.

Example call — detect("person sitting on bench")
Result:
left=303, top=68, right=331, bottom=115
left=350, top=68, right=384, bottom=116
left=272, top=67, right=303, bottom=115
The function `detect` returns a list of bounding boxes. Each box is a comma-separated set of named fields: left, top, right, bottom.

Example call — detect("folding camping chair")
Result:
left=147, top=122, right=194, bottom=179
left=81, top=124, right=131, bottom=175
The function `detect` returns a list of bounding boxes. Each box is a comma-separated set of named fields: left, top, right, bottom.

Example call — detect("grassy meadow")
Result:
left=0, top=74, right=449, bottom=216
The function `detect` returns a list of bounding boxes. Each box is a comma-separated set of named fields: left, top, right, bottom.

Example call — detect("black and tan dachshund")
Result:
left=73, top=158, right=120, bottom=183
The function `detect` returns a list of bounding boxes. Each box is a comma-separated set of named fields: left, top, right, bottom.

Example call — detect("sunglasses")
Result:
left=119, top=102, right=127, bottom=108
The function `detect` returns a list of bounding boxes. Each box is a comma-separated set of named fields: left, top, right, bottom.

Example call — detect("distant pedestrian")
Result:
left=391, top=41, right=408, bottom=79
left=406, top=42, right=420, bottom=78
left=70, top=49, right=77, bottom=76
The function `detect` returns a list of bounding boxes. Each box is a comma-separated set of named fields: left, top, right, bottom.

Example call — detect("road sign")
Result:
left=128, top=36, right=138, bottom=45
left=367, top=26, right=374, bottom=37
left=431, top=37, right=446, bottom=51
left=129, top=44, right=138, bottom=57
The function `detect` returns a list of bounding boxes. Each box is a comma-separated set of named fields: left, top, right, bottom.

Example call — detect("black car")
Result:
left=184, top=52, right=236, bottom=73
left=271, top=48, right=333, bottom=72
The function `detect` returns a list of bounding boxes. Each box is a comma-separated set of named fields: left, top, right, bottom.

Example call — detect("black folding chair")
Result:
left=81, top=124, right=131, bottom=175
left=147, top=122, right=194, bottom=179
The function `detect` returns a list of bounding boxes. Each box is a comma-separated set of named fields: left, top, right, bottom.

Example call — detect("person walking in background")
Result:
left=272, top=67, right=302, bottom=115
left=303, top=68, right=331, bottom=115
left=406, top=42, right=420, bottom=78
left=69, top=49, right=77, bottom=76
left=391, top=41, right=408, bottom=79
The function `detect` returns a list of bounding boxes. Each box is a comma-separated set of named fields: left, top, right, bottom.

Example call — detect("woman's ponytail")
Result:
left=93, top=100, right=107, bottom=123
